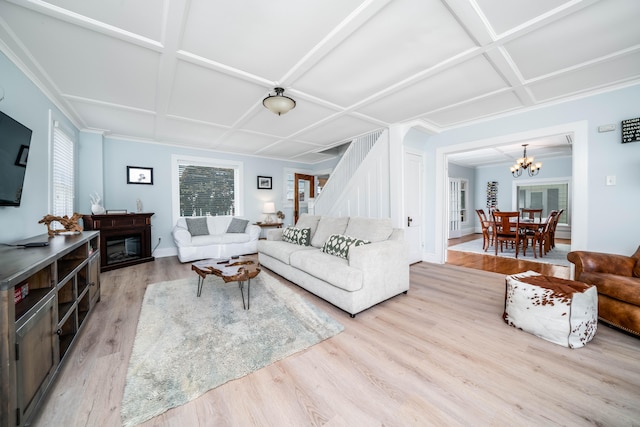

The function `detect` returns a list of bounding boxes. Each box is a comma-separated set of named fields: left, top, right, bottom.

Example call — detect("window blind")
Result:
left=52, top=124, right=74, bottom=224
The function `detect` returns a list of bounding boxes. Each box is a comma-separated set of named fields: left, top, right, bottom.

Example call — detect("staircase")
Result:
left=312, top=129, right=390, bottom=218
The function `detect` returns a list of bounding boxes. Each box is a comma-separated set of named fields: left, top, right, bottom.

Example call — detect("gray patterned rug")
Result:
left=449, top=238, right=571, bottom=266
left=121, top=272, right=343, bottom=427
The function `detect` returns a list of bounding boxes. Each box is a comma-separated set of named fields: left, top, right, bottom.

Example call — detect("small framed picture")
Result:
left=15, top=145, right=29, bottom=167
left=127, top=166, right=153, bottom=185
left=257, top=176, right=272, bottom=189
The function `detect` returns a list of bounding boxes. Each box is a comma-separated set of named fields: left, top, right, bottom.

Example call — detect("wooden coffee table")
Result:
left=191, top=257, right=261, bottom=309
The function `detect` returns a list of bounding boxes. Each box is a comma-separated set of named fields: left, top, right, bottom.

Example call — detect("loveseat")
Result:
left=257, top=214, right=410, bottom=317
left=567, top=246, right=640, bottom=336
left=172, top=216, right=261, bottom=263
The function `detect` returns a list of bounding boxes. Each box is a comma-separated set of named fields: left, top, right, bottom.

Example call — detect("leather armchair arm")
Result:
left=567, top=250, right=636, bottom=279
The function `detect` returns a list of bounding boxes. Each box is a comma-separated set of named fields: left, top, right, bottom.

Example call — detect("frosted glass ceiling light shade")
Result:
left=263, top=87, right=296, bottom=116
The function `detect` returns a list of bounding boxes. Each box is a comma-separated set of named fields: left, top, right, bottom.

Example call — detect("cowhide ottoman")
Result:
left=503, top=271, right=597, bottom=348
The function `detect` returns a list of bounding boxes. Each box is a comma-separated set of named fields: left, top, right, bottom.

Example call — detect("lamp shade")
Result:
left=263, top=202, right=276, bottom=214
left=263, top=87, right=296, bottom=115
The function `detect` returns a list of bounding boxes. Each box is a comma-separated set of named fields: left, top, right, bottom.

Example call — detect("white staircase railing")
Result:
left=313, top=129, right=383, bottom=215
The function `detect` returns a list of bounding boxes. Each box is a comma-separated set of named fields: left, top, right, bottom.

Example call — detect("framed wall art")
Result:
left=127, top=166, right=153, bottom=185
left=257, top=176, right=272, bottom=189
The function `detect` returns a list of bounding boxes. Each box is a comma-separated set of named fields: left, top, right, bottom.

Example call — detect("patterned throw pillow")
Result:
left=282, top=227, right=311, bottom=246
left=321, top=234, right=370, bottom=259
left=226, top=217, right=249, bottom=233
left=185, top=217, right=209, bottom=236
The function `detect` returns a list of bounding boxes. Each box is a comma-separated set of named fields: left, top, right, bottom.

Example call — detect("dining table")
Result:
left=511, top=217, right=551, bottom=255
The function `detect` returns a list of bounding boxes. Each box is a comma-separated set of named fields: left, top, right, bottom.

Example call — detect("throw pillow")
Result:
left=321, top=234, right=370, bottom=259
left=282, top=226, right=311, bottom=246
left=226, top=217, right=249, bottom=233
left=185, top=217, right=209, bottom=236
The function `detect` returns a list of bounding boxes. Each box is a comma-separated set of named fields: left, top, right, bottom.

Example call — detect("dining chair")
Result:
left=521, top=208, right=543, bottom=221
left=549, top=208, right=564, bottom=249
left=476, top=209, right=493, bottom=251
left=533, top=210, right=559, bottom=257
left=492, top=211, right=525, bottom=258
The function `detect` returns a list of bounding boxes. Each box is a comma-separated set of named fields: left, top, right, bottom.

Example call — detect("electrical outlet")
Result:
left=606, top=176, right=616, bottom=186
left=598, top=124, right=616, bottom=133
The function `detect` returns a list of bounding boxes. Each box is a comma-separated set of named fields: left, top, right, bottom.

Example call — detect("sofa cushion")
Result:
left=226, top=217, right=249, bottom=233
left=190, top=232, right=251, bottom=247
left=322, top=234, right=370, bottom=259
left=185, top=217, right=209, bottom=236
left=311, top=216, right=349, bottom=248
left=282, top=227, right=311, bottom=246
left=295, top=214, right=321, bottom=239
left=290, top=249, right=363, bottom=292
left=344, top=217, right=393, bottom=242
left=258, top=240, right=316, bottom=265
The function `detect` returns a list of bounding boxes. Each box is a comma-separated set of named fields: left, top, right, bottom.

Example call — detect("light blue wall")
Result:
left=415, top=84, right=640, bottom=256
left=0, top=51, right=79, bottom=243
left=474, top=156, right=572, bottom=210
left=79, top=135, right=332, bottom=254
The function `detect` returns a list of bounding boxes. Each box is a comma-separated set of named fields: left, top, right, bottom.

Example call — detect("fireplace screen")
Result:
left=105, top=235, right=142, bottom=265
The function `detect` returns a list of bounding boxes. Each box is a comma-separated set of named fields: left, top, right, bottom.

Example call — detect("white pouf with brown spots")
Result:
left=504, top=271, right=598, bottom=348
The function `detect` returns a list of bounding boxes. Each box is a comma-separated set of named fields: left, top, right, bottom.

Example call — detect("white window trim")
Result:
left=171, top=154, right=243, bottom=225
left=49, top=113, right=76, bottom=222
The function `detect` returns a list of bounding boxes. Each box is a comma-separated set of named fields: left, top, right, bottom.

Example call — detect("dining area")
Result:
left=476, top=208, right=564, bottom=260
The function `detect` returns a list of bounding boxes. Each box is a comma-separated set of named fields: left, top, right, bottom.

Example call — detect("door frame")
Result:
left=433, top=121, right=588, bottom=264
left=294, top=173, right=315, bottom=223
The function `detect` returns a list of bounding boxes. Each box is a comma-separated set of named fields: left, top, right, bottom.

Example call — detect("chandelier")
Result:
left=263, top=87, right=296, bottom=116
left=510, top=144, right=542, bottom=177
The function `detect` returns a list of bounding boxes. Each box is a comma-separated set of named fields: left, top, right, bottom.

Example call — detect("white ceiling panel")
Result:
left=169, top=60, right=266, bottom=125
left=475, top=0, right=570, bottom=35
left=296, top=115, right=380, bottom=145
left=45, top=0, right=164, bottom=41
left=0, top=0, right=638, bottom=163
left=181, top=0, right=364, bottom=81
left=529, top=51, right=640, bottom=101
left=358, top=55, right=508, bottom=123
left=158, top=117, right=229, bottom=147
left=294, top=0, right=477, bottom=106
left=256, top=140, right=323, bottom=158
left=67, top=101, right=156, bottom=139
left=505, top=0, right=640, bottom=79
left=424, top=91, right=523, bottom=127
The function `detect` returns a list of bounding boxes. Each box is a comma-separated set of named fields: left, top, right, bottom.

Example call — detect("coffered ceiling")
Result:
left=0, top=0, right=638, bottom=163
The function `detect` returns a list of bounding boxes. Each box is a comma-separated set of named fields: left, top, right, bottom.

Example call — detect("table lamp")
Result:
left=263, top=202, right=276, bottom=224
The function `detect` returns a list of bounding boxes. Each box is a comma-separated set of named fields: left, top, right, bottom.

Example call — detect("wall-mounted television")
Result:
left=0, top=110, right=33, bottom=206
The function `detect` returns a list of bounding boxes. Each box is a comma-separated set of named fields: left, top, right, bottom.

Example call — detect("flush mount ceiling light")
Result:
left=263, top=87, right=296, bottom=116
left=510, top=144, right=542, bottom=177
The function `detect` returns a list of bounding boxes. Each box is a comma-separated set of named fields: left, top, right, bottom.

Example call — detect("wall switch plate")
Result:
left=606, top=176, right=616, bottom=186
left=598, top=124, right=616, bottom=132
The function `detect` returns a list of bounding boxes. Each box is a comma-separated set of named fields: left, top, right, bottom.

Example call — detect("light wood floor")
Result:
left=447, top=233, right=572, bottom=279
left=33, top=256, right=639, bottom=426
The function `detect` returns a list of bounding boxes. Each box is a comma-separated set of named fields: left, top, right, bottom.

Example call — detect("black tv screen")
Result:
left=0, top=110, right=33, bottom=206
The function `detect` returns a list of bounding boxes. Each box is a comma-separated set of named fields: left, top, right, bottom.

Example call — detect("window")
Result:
left=172, top=156, right=243, bottom=219
left=513, top=179, right=570, bottom=224
left=51, top=121, right=75, bottom=225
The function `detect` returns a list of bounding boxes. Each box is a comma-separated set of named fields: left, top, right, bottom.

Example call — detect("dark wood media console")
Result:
left=82, top=213, right=155, bottom=271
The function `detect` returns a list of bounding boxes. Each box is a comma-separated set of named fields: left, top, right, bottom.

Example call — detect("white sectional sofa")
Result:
left=258, top=214, right=410, bottom=317
left=172, top=216, right=261, bottom=262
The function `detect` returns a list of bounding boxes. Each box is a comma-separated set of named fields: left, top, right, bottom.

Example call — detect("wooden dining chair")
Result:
left=492, top=211, right=524, bottom=258
left=521, top=208, right=543, bottom=221
left=476, top=209, right=493, bottom=251
left=549, top=208, right=564, bottom=249
left=533, top=210, right=559, bottom=257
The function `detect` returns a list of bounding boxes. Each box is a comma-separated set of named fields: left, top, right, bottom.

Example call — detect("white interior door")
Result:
left=404, top=151, right=423, bottom=264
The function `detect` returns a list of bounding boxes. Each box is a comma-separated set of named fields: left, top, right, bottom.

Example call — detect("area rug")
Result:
left=448, top=238, right=571, bottom=266
left=121, top=272, right=344, bottom=427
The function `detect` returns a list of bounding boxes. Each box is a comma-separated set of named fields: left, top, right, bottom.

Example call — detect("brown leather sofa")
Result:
left=567, top=246, right=640, bottom=336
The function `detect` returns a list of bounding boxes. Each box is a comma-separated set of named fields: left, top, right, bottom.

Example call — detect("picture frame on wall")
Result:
left=257, top=176, right=272, bottom=189
left=127, top=166, right=153, bottom=185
